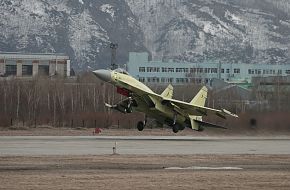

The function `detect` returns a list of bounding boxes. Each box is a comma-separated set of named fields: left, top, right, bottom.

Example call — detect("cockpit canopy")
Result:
left=114, top=68, right=129, bottom=75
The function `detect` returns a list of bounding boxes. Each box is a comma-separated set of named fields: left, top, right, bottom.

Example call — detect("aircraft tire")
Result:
left=137, top=121, right=144, bottom=131
left=172, top=124, right=179, bottom=133
left=178, top=125, right=185, bottom=131
left=198, top=125, right=204, bottom=132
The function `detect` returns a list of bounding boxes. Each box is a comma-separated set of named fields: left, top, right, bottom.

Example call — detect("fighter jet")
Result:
left=93, top=68, right=238, bottom=133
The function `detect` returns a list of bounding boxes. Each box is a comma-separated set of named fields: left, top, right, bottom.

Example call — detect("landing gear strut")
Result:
left=172, top=112, right=179, bottom=133
left=125, top=97, right=133, bottom=113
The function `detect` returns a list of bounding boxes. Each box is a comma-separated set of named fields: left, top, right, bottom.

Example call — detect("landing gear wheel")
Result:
left=137, top=121, right=144, bottom=131
left=178, top=125, right=185, bottom=131
left=198, top=125, right=204, bottom=132
left=172, top=124, right=179, bottom=133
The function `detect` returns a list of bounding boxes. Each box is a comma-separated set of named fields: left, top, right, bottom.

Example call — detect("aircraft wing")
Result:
left=115, top=79, right=238, bottom=119
left=161, top=97, right=238, bottom=119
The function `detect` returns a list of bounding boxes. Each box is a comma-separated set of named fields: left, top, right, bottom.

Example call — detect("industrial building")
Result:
left=127, top=52, right=290, bottom=86
left=0, top=52, right=70, bottom=78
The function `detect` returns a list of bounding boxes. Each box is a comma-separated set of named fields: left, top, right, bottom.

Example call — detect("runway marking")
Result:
left=165, top=166, right=243, bottom=170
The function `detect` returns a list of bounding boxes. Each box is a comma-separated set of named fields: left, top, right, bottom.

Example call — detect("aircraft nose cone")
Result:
left=93, top=69, right=112, bottom=82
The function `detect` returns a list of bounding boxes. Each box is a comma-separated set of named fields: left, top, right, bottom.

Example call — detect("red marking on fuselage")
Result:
left=117, top=87, right=130, bottom=97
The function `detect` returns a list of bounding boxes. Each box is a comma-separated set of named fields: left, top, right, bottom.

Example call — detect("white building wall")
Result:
left=32, top=62, right=39, bottom=76
left=127, top=52, right=290, bottom=85
left=0, top=53, right=70, bottom=78
left=67, top=60, right=71, bottom=77
left=0, top=60, right=5, bottom=75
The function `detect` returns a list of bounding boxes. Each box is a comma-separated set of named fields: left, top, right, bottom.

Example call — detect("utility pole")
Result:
left=110, top=43, right=118, bottom=70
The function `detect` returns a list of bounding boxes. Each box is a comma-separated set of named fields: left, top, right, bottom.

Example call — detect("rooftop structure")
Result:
left=0, top=52, right=70, bottom=78
left=127, top=52, right=290, bottom=87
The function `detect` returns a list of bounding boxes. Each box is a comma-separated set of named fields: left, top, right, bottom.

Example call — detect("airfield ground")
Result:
left=1, top=154, right=290, bottom=190
left=1, top=126, right=290, bottom=136
left=0, top=128, right=290, bottom=189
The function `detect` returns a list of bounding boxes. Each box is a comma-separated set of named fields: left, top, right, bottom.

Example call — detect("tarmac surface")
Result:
left=1, top=136, right=290, bottom=155
left=1, top=136, right=290, bottom=189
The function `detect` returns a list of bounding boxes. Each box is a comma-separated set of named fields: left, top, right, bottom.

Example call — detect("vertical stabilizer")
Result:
left=190, top=86, right=208, bottom=107
left=161, top=84, right=174, bottom=99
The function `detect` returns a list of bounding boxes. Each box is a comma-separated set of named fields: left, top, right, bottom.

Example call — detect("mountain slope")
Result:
left=0, top=0, right=289, bottom=70
left=126, top=0, right=290, bottom=64
left=0, top=0, right=145, bottom=70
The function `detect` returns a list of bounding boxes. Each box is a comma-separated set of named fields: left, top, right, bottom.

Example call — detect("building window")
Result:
left=234, top=68, right=240, bottom=74
left=139, top=77, right=145, bottom=82
left=211, top=68, right=218, bottom=73
left=22, top=65, right=33, bottom=76
left=176, top=78, right=188, bottom=83
left=147, top=77, right=159, bottom=83
left=5, top=65, right=17, bottom=76
left=147, top=67, right=160, bottom=72
left=255, top=69, right=261, bottom=75
left=226, top=69, right=230, bottom=73
left=39, top=65, right=49, bottom=76
left=168, top=68, right=174, bottom=72
left=198, top=68, right=203, bottom=73
left=286, top=70, right=290, bottom=74
left=278, top=70, right=282, bottom=75
left=196, top=78, right=202, bottom=84
left=139, top=67, right=145, bottom=72
left=221, top=68, right=224, bottom=73
left=190, top=68, right=196, bottom=73
left=248, top=69, right=254, bottom=74
left=162, top=67, right=168, bottom=72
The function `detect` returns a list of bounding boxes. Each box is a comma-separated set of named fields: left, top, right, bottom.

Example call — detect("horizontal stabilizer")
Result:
left=222, top=109, right=238, bottom=118
left=216, top=109, right=239, bottom=119
left=195, top=120, right=227, bottom=129
left=189, top=115, right=227, bottom=131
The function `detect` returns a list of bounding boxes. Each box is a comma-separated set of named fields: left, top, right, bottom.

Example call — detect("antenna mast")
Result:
left=110, top=43, right=118, bottom=70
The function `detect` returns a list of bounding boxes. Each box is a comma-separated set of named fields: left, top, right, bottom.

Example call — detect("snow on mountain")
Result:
left=0, top=0, right=144, bottom=70
left=126, top=0, right=290, bottom=64
left=100, top=4, right=115, bottom=19
left=0, top=0, right=289, bottom=70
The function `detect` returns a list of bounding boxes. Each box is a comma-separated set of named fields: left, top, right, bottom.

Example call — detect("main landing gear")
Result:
left=171, top=112, right=185, bottom=133
left=137, top=115, right=147, bottom=131
left=172, top=112, right=179, bottom=133
left=172, top=124, right=179, bottom=133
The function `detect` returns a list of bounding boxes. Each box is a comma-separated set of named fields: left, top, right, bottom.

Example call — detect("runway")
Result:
left=1, top=136, right=290, bottom=189
left=1, top=136, right=290, bottom=155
